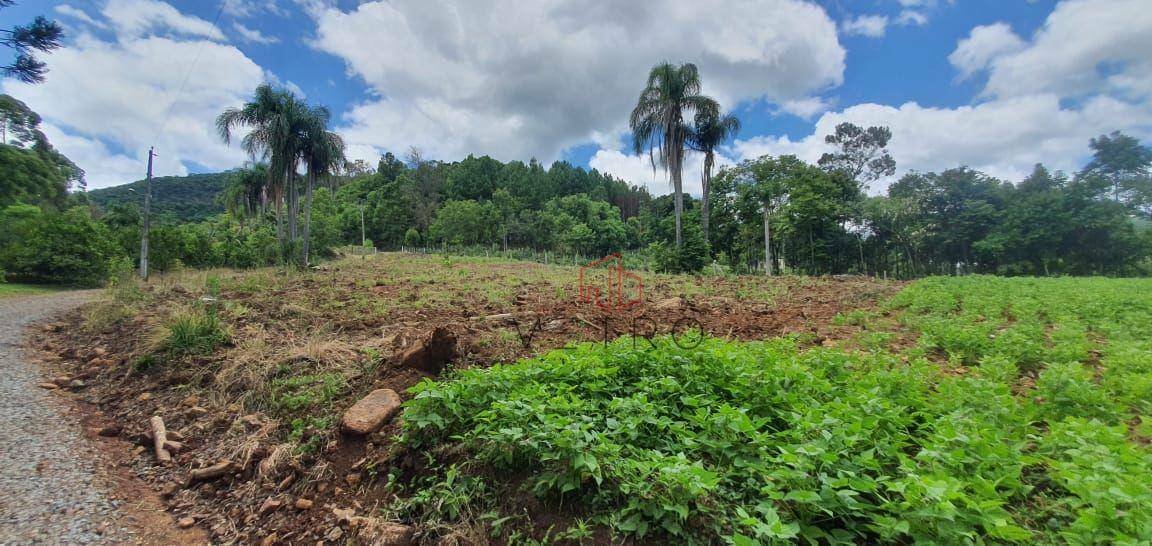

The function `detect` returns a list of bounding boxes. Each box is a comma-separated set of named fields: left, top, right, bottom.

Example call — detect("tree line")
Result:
left=2, top=66, right=1151, bottom=285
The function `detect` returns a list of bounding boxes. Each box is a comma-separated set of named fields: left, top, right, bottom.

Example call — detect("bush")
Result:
left=0, top=204, right=126, bottom=286
left=404, top=227, right=421, bottom=247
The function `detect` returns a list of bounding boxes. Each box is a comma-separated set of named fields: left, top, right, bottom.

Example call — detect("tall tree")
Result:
left=0, top=2, right=63, bottom=84
left=1081, top=131, right=1152, bottom=209
left=689, top=108, right=740, bottom=246
left=300, top=105, right=345, bottom=267
left=630, top=62, right=719, bottom=249
left=218, top=163, right=268, bottom=232
left=817, top=122, right=896, bottom=190
left=217, top=84, right=311, bottom=256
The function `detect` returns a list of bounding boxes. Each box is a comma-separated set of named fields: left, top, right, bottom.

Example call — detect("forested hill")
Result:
left=87, top=172, right=229, bottom=222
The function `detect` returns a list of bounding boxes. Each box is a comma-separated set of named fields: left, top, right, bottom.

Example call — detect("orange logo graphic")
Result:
left=578, top=253, right=643, bottom=310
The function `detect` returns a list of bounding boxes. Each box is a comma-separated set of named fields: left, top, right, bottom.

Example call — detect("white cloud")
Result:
left=842, top=15, right=889, bottom=38
left=39, top=123, right=149, bottom=189
left=102, top=0, right=225, bottom=40
left=982, top=0, right=1152, bottom=99
left=779, top=97, right=833, bottom=119
left=223, top=0, right=288, bottom=18
left=896, top=10, right=928, bottom=26
left=53, top=4, right=108, bottom=30
left=732, top=94, right=1151, bottom=194
left=589, top=148, right=736, bottom=197
left=948, top=23, right=1025, bottom=80
left=232, top=22, right=280, bottom=44
left=1, top=17, right=267, bottom=188
left=309, top=0, right=845, bottom=163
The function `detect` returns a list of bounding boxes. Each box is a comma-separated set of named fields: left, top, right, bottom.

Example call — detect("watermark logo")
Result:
left=578, top=252, right=643, bottom=310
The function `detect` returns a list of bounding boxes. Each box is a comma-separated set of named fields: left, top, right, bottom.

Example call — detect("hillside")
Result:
left=86, top=171, right=231, bottom=222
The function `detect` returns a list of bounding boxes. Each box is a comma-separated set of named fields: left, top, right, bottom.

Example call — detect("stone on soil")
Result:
left=399, top=327, right=456, bottom=374
left=340, top=389, right=402, bottom=435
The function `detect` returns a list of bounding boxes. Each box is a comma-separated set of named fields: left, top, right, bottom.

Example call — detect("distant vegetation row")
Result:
left=2, top=63, right=1152, bottom=285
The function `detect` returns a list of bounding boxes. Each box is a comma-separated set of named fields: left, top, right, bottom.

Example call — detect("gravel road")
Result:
left=0, top=290, right=130, bottom=545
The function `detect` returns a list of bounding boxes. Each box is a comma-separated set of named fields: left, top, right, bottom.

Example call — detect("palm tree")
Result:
left=630, top=62, right=719, bottom=249
left=219, top=163, right=268, bottom=232
left=299, top=105, right=345, bottom=267
left=217, top=85, right=311, bottom=258
left=689, top=109, right=740, bottom=244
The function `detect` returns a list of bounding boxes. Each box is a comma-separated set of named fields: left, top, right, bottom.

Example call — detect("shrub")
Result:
left=164, top=310, right=229, bottom=356
left=404, top=227, right=422, bottom=247
left=0, top=204, right=126, bottom=286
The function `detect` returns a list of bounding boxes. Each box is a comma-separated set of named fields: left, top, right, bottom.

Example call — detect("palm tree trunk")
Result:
left=302, top=169, right=314, bottom=268
left=672, top=149, right=684, bottom=250
left=701, top=151, right=713, bottom=246
left=763, top=203, right=773, bottom=276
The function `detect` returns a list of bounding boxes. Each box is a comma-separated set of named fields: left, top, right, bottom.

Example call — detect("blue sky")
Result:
left=1, top=0, right=1149, bottom=193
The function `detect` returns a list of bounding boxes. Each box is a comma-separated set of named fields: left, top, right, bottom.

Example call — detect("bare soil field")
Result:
left=29, top=252, right=900, bottom=544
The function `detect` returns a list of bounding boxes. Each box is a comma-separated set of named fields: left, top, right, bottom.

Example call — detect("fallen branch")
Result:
left=189, top=460, right=234, bottom=482
left=149, top=416, right=171, bottom=463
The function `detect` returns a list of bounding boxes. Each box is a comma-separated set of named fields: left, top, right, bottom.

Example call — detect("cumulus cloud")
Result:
left=734, top=95, right=1150, bottom=193
left=589, top=149, right=735, bottom=198
left=103, top=0, right=225, bottom=40
left=948, top=23, right=1025, bottom=80
left=1, top=4, right=268, bottom=188
left=308, top=0, right=845, bottom=163
left=232, top=22, right=280, bottom=44
left=53, top=4, right=108, bottom=30
left=778, top=97, right=833, bottom=119
left=981, top=0, right=1152, bottom=99
left=841, top=15, right=889, bottom=38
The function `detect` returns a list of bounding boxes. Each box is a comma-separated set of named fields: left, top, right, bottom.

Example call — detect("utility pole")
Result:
left=139, top=147, right=155, bottom=280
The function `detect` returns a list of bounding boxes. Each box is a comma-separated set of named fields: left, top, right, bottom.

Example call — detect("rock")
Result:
left=398, top=327, right=457, bottom=374
left=97, top=425, right=122, bottom=437
left=37, top=382, right=60, bottom=390
left=258, top=497, right=282, bottom=516
left=176, top=517, right=196, bottom=528
left=180, top=395, right=199, bottom=407
left=160, top=482, right=180, bottom=498
left=654, top=296, right=683, bottom=310
left=340, top=389, right=402, bottom=435
left=68, top=379, right=86, bottom=389
left=325, top=527, right=344, bottom=541
left=332, top=506, right=356, bottom=523
left=294, top=498, right=313, bottom=510
left=359, top=521, right=415, bottom=546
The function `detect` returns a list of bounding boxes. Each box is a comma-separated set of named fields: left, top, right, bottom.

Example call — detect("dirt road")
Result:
left=0, top=290, right=130, bottom=544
